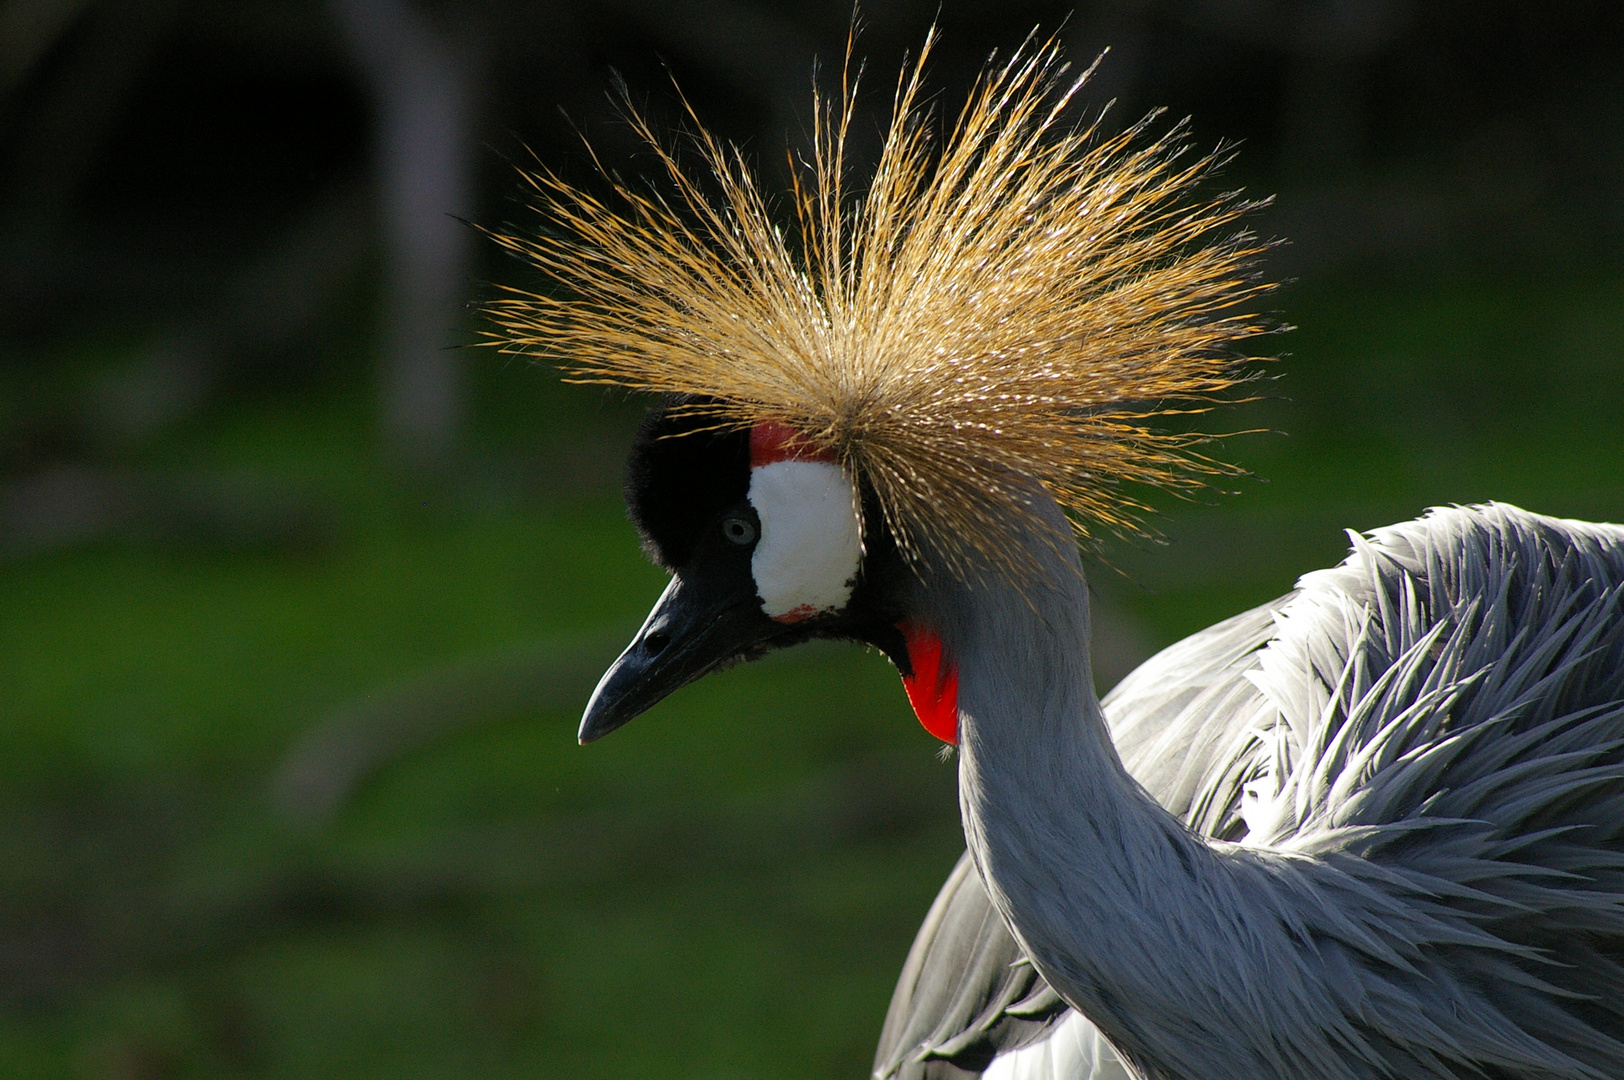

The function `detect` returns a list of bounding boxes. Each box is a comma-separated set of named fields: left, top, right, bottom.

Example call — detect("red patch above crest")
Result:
left=897, top=621, right=959, bottom=745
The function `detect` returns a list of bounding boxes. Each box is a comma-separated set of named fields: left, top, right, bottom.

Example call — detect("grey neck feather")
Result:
left=930, top=525, right=1237, bottom=1079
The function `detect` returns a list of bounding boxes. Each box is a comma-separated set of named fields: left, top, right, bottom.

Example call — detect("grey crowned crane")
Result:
left=486, top=32, right=1624, bottom=1080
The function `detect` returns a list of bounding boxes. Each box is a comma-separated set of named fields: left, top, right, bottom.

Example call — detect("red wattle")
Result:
left=897, top=622, right=959, bottom=745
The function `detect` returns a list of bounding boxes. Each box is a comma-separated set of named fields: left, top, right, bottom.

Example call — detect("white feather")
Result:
left=983, top=1012, right=1134, bottom=1080
left=747, top=460, right=861, bottom=621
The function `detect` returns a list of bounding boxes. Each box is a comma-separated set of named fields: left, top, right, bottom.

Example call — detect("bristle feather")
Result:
left=484, top=29, right=1276, bottom=586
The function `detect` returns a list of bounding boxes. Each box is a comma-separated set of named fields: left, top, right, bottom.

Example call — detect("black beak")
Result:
left=579, top=572, right=782, bottom=743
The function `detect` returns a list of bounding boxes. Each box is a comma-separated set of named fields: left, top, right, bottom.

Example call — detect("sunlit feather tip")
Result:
left=483, top=28, right=1277, bottom=584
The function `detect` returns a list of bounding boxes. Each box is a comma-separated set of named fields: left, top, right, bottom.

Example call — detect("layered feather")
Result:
left=484, top=30, right=1275, bottom=583
left=886, top=504, right=1624, bottom=1078
left=1103, top=504, right=1624, bottom=1077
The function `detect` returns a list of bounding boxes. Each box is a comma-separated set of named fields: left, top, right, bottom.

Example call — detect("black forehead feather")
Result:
left=624, top=398, right=750, bottom=569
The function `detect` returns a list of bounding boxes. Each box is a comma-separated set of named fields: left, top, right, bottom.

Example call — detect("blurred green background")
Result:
left=2, top=1, right=1621, bottom=1077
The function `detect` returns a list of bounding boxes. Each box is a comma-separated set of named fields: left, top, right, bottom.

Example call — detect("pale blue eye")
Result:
left=722, top=517, right=757, bottom=545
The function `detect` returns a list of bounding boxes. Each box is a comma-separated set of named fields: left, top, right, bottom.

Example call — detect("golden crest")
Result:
left=486, top=29, right=1276, bottom=584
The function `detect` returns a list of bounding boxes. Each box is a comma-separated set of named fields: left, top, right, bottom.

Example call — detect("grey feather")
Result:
left=878, top=503, right=1624, bottom=1080
left=873, top=851, right=1070, bottom=1079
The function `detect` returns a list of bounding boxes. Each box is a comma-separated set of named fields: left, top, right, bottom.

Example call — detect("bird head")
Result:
left=577, top=400, right=931, bottom=743
left=484, top=30, right=1276, bottom=746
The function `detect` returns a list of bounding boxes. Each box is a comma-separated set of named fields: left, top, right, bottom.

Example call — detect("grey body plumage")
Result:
left=880, top=502, right=1624, bottom=1079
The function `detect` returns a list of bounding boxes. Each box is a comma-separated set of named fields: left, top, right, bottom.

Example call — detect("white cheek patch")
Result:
left=747, top=460, right=862, bottom=623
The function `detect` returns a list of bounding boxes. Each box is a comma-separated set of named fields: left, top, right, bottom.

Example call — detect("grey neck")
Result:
left=932, top=535, right=1218, bottom=1077
left=924, top=513, right=1356, bottom=1080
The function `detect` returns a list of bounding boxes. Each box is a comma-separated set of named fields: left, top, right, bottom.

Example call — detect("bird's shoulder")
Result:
left=1240, top=502, right=1624, bottom=846
left=1113, top=502, right=1624, bottom=848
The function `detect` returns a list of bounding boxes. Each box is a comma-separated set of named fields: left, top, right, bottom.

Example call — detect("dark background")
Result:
left=2, top=2, right=1621, bottom=1078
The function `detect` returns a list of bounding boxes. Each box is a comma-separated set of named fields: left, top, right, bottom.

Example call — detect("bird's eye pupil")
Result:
left=722, top=517, right=756, bottom=545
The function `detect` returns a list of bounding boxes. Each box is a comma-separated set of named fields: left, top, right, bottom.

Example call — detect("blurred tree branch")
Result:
left=330, top=0, right=479, bottom=466
left=271, top=631, right=625, bottom=823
